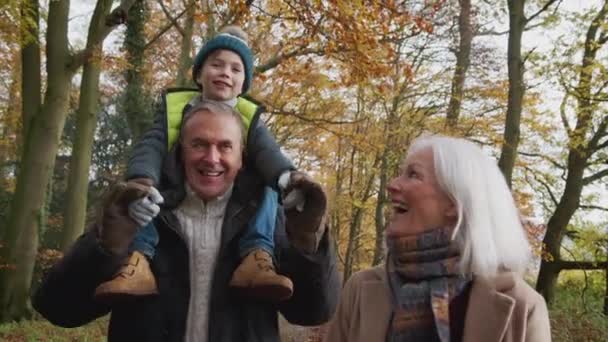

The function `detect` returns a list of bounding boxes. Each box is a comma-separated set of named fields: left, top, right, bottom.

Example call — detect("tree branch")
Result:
left=589, top=111, right=608, bottom=151
left=580, top=205, right=608, bottom=212
left=519, top=150, right=566, bottom=170
left=256, top=47, right=325, bottom=74
left=525, top=165, right=559, bottom=207
left=269, top=109, right=365, bottom=125
left=525, top=0, right=561, bottom=24
left=557, top=260, right=608, bottom=270
left=143, top=5, right=191, bottom=50
left=477, top=28, right=509, bottom=36
left=559, top=92, right=573, bottom=137
left=158, top=0, right=185, bottom=36
left=69, top=0, right=137, bottom=70
left=583, top=168, right=608, bottom=185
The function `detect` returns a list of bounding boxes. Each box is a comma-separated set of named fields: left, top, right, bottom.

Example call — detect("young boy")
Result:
left=94, top=26, right=303, bottom=303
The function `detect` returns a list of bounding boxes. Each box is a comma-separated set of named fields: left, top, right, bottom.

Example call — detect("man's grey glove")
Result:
left=281, top=171, right=328, bottom=254
left=128, top=185, right=164, bottom=227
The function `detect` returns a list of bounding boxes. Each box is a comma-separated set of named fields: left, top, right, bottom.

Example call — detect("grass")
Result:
left=0, top=275, right=605, bottom=341
left=549, top=272, right=607, bottom=342
left=0, top=316, right=108, bottom=342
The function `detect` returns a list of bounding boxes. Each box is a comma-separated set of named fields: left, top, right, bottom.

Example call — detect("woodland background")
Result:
left=0, top=0, right=606, bottom=341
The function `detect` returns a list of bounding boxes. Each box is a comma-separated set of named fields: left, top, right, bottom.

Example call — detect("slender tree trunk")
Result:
left=176, top=0, right=195, bottom=87
left=61, top=0, right=114, bottom=251
left=498, top=0, right=525, bottom=186
left=0, top=53, right=22, bottom=183
left=445, top=0, right=472, bottom=129
left=604, top=268, right=608, bottom=315
left=372, top=150, right=388, bottom=266
left=330, top=138, right=344, bottom=257
left=343, top=154, right=379, bottom=283
left=124, top=0, right=151, bottom=140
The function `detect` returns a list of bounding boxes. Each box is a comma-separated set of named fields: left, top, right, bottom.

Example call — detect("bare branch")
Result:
left=143, top=6, right=192, bottom=50
left=557, top=260, right=608, bottom=270
left=158, top=0, right=185, bottom=37
left=477, top=29, right=509, bottom=36
left=522, top=47, right=537, bottom=65
left=525, top=0, right=561, bottom=24
left=269, top=109, right=364, bottom=126
left=256, top=47, right=325, bottom=74
left=583, top=168, right=608, bottom=185
left=580, top=205, right=608, bottom=212
left=589, top=111, right=608, bottom=152
left=519, top=150, right=566, bottom=170
left=525, top=165, right=559, bottom=207
left=559, top=93, right=572, bottom=137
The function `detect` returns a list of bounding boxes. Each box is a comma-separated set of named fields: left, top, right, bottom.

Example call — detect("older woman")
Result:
left=324, top=135, right=551, bottom=342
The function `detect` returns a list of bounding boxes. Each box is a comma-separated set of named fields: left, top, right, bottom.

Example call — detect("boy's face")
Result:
left=197, top=50, right=245, bottom=101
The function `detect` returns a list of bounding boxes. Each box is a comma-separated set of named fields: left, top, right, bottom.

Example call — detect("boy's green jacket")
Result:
left=126, top=88, right=294, bottom=188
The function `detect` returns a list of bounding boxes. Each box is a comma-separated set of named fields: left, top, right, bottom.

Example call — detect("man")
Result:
left=33, top=101, right=340, bottom=341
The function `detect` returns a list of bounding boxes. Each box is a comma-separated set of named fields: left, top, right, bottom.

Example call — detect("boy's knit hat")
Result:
left=192, top=28, right=254, bottom=94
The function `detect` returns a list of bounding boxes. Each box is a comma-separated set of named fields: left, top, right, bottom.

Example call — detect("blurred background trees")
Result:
left=0, top=0, right=606, bottom=339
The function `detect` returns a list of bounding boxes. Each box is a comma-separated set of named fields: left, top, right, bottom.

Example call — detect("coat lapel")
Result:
left=359, top=272, right=392, bottom=342
left=219, top=172, right=261, bottom=248
left=463, top=274, right=516, bottom=342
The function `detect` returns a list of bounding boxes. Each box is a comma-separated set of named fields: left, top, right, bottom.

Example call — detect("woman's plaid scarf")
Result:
left=385, top=226, right=470, bottom=342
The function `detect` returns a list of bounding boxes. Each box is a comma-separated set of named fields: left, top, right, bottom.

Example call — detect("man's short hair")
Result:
left=179, top=100, right=246, bottom=147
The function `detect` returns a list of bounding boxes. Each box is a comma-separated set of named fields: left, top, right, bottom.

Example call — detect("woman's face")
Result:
left=386, top=147, right=456, bottom=238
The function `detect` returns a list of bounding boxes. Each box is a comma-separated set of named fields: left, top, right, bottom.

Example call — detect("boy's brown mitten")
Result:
left=283, top=171, right=328, bottom=254
left=95, top=180, right=151, bottom=256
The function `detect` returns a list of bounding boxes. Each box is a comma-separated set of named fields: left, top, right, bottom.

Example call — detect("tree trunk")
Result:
left=20, top=0, right=40, bottom=149
left=124, top=0, right=151, bottom=140
left=176, top=0, right=195, bottom=87
left=604, top=268, right=608, bottom=316
left=61, top=0, right=114, bottom=251
left=372, top=150, right=387, bottom=266
left=0, top=52, right=22, bottom=183
left=498, top=0, right=525, bottom=186
left=0, top=0, right=69, bottom=322
left=445, top=0, right=472, bottom=129
left=0, top=0, right=135, bottom=321
left=343, top=153, right=379, bottom=283
left=536, top=1, right=608, bottom=304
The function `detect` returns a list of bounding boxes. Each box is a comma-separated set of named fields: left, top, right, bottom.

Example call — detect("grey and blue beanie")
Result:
left=192, top=32, right=254, bottom=94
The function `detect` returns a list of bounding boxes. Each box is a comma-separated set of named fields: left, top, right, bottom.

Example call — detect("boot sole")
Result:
left=235, top=284, right=293, bottom=302
left=94, top=289, right=159, bottom=305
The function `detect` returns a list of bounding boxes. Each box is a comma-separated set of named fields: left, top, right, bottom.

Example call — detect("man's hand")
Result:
left=281, top=171, right=328, bottom=254
left=96, top=180, right=151, bottom=256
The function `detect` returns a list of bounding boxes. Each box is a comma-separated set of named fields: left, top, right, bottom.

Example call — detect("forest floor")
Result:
left=0, top=281, right=605, bottom=341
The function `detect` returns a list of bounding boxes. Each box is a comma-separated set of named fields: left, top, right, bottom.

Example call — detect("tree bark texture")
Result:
left=445, top=0, right=472, bottom=129
left=61, top=0, right=114, bottom=251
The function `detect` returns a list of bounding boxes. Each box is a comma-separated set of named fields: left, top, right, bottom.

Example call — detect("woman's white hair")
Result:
left=408, top=135, right=531, bottom=277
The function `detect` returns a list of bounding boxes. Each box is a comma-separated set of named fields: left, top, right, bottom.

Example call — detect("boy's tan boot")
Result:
left=229, top=249, right=293, bottom=302
left=94, top=251, right=159, bottom=303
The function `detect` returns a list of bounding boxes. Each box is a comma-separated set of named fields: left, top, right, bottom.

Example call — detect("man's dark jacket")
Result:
left=33, top=143, right=340, bottom=341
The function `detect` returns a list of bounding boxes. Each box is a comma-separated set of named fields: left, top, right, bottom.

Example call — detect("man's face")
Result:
left=197, top=50, right=245, bottom=101
left=181, top=110, right=243, bottom=201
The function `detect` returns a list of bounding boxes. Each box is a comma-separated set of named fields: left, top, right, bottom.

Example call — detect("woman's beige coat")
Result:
left=324, top=266, right=551, bottom=342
